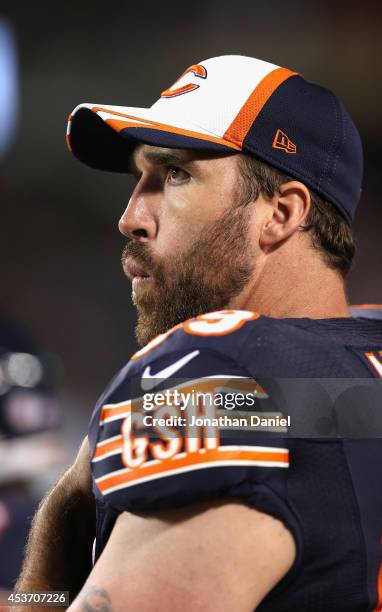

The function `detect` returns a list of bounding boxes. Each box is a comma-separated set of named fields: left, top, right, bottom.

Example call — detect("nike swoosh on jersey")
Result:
left=141, top=350, right=200, bottom=391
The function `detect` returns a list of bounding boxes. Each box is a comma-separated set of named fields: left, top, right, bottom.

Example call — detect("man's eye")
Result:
left=166, top=166, right=189, bottom=184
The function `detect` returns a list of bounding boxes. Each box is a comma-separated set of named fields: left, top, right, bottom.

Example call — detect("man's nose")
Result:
left=118, top=190, right=158, bottom=241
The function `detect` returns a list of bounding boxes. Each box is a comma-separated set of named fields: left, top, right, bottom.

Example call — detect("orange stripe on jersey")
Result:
left=223, top=67, right=297, bottom=148
left=100, top=401, right=132, bottom=425
left=93, top=435, right=123, bottom=461
left=96, top=446, right=289, bottom=494
left=365, top=352, right=382, bottom=378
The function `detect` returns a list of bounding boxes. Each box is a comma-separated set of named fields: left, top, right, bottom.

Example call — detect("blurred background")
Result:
left=0, top=0, right=381, bottom=590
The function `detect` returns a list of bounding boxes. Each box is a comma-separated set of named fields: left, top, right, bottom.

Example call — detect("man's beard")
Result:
left=122, top=198, right=255, bottom=347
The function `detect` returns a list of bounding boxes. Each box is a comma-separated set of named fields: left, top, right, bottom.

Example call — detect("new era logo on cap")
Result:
left=67, top=54, right=363, bottom=224
left=272, top=129, right=296, bottom=154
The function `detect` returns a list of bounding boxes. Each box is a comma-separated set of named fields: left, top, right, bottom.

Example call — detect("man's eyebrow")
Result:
left=129, top=149, right=194, bottom=174
left=145, top=150, right=193, bottom=166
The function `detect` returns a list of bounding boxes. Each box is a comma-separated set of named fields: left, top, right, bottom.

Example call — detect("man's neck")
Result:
left=229, top=252, right=350, bottom=319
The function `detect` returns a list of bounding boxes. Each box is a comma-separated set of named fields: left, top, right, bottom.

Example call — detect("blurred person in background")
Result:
left=0, top=18, right=66, bottom=606
left=0, top=316, right=64, bottom=596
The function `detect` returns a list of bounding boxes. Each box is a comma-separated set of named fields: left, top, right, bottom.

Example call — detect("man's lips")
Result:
left=124, top=259, right=150, bottom=280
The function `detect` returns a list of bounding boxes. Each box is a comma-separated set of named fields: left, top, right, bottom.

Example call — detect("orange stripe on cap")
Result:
left=66, top=115, right=73, bottom=151
left=96, top=446, right=289, bottom=494
left=66, top=133, right=72, bottom=152
left=104, top=117, right=240, bottom=150
left=89, top=106, right=240, bottom=150
left=223, top=67, right=297, bottom=148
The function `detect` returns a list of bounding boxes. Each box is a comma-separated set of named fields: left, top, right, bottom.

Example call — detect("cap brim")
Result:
left=67, top=104, right=240, bottom=173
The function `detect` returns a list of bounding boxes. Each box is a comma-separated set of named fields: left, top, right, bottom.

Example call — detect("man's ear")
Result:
left=260, top=181, right=311, bottom=248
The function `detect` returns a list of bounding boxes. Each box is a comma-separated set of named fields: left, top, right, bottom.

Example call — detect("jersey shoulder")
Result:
left=125, top=308, right=377, bottom=380
left=125, top=309, right=337, bottom=373
left=99, top=308, right=382, bottom=405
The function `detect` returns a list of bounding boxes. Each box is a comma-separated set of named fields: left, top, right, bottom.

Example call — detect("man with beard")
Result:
left=16, top=56, right=382, bottom=611
left=122, top=146, right=256, bottom=347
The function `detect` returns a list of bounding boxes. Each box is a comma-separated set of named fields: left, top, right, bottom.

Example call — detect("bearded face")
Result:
left=122, top=195, right=255, bottom=347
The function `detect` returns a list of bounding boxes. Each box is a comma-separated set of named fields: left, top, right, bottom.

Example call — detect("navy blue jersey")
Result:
left=88, top=309, right=382, bottom=611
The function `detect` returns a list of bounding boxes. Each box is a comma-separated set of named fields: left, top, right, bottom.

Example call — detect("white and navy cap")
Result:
left=67, top=55, right=363, bottom=224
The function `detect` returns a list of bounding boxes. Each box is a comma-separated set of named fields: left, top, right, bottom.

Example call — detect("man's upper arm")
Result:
left=68, top=500, right=295, bottom=612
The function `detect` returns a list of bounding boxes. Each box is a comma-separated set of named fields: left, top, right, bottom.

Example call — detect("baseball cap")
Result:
left=67, top=55, right=363, bottom=224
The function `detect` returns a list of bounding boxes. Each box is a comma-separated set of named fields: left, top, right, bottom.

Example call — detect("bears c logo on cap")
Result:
left=161, top=64, right=207, bottom=98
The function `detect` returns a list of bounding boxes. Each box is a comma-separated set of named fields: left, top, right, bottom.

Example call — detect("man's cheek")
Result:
left=157, top=229, right=193, bottom=256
